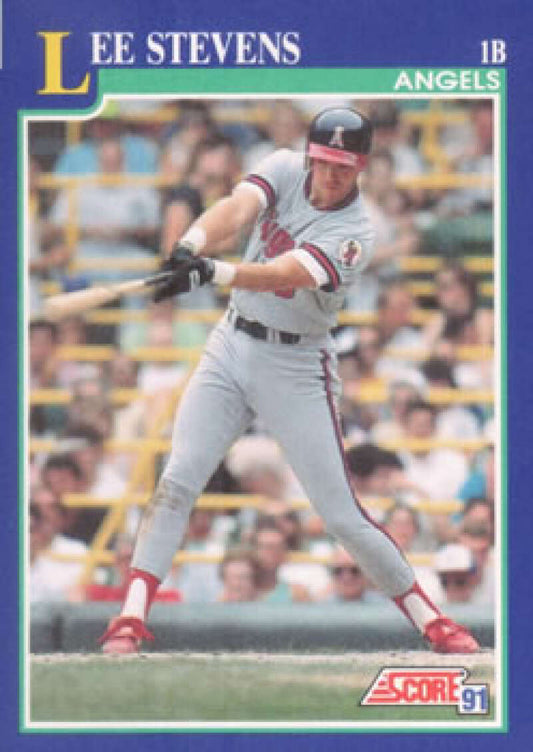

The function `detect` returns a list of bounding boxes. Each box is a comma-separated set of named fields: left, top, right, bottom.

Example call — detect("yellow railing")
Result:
left=58, top=492, right=466, bottom=517
left=49, top=342, right=492, bottom=363
left=37, top=170, right=493, bottom=192
left=37, top=490, right=462, bottom=576
left=29, top=436, right=493, bottom=456
left=38, top=254, right=494, bottom=277
left=75, top=372, right=195, bottom=584
left=43, top=548, right=439, bottom=569
left=39, top=278, right=495, bottom=301
left=29, top=386, right=494, bottom=407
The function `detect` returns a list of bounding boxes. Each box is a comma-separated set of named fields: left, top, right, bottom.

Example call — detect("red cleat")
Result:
left=98, top=616, right=155, bottom=655
left=424, top=616, right=479, bottom=654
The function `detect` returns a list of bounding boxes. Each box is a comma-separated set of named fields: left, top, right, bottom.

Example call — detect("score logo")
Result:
left=361, top=667, right=489, bottom=715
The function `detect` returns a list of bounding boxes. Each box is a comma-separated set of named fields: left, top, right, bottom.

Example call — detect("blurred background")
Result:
left=26, top=96, right=497, bottom=651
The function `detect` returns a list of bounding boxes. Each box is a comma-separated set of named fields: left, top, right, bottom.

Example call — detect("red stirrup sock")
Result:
left=393, top=581, right=441, bottom=633
left=120, top=568, right=161, bottom=620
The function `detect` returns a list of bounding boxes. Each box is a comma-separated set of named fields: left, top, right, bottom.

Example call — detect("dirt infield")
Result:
left=31, top=649, right=496, bottom=668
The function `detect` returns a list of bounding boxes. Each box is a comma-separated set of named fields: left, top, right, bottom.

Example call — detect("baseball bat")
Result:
left=43, top=271, right=174, bottom=321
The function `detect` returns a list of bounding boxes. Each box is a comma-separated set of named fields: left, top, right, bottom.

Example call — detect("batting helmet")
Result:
left=307, top=108, right=372, bottom=169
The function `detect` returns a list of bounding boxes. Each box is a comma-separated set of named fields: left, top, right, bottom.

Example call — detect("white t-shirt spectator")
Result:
left=30, top=535, right=88, bottom=602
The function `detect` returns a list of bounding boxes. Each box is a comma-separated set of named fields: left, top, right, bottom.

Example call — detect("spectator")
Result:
left=159, top=135, right=241, bottom=311
left=399, top=400, right=469, bottom=544
left=434, top=543, right=478, bottom=605
left=31, top=484, right=69, bottom=535
left=29, top=501, right=89, bottom=603
left=432, top=336, right=493, bottom=391
left=346, top=442, right=424, bottom=521
left=346, top=443, right=396, bottom=502
left=137, top=319, right=189, bottom=395
left=460, top=497, right=494, bottom=536
left=422, top=262, right=493, bottom=349
left=170, top=509, right=224, bottom=603
left=383, top=503, right=423, bottom=552
left=66, top=384, right=114, bottom=442
left=159, top=104, right=216, bottom=182
left=384, top=503, right=442, bottom=601
left=55, top=317, right=101, bottom=390
left=54, top=110, right=158, bottom=176
left=227, top=435, right=290, bottom=501
left=187, top=135, right=242, bottom=210
left=400, top=400, right=468, bottom=503
left=120, top=296, right=209, bottom=351
left=259, top=502, right=303, bottom=551
left=257, top=503, right=332, bottom=598
left=459, top=448, right=495, bottom=506
left=371, top=379, right=422, bottom=443
left=320, top=545, right=386, bottom=603
left=107, top=352, right=145, bottom=437
left=368, top=101, right=427, bottom=178
left=346, top=150, right=419, bottom=311
left=252, top=521, right=311, bottom=603
left=29, top=319, right=69, bottom=436
left=42, top=453, right=83, bottom=498
left=48, top=424, right=128, bottom=543
left=29, top=320, right=58, bottom=389
left=339, top=326, right=385, bottom=438
left=49, top=137, right=160, bottom=287
left=218, top=549, right=261, bottom=603
left=372, top=281, right=427, bottom=385
left=64, top=424, right=126, bottom=498
left=458, top=516, right=494, bottom=606
left=28, top=157, right=71, bottom=315
left=225, top=434, right=293, bottom=542
left=439, top=100, right=493, bottom=216
left=421, top=356, right=481, bottom=440
left=376, top=281, right=422, bottom=350
left=244, top=101, right=306, bottom=171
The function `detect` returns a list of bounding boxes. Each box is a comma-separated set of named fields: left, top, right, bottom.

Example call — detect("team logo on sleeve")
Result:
left=339, top=239, right=362, bottom=267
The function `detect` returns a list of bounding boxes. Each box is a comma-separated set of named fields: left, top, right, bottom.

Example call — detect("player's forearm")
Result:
left=231, top=262, right=296, bottom=292
left=183, top=194, right=257, bottom=257
left=213, top=254, right=316, bottom=292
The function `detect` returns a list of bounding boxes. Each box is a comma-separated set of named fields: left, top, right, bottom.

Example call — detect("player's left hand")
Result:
left=153, top=254, right=215, bottom=301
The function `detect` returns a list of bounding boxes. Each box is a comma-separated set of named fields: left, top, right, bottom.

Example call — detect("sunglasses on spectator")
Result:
left=439, top=573, right=472, bottom=588
left=332, top=566, right=362, bottom=577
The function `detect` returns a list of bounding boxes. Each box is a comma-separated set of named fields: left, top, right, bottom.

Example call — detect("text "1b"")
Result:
left=481, top=40, right=507, bottom=64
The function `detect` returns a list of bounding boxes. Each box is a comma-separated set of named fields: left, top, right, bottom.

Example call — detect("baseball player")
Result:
left=99, top=108, right=479, bottom=654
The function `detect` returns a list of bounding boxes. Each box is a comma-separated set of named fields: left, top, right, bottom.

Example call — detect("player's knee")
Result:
left=150, top=476, right=196, bottom=513
left=324, top=511, right=369, bottom=543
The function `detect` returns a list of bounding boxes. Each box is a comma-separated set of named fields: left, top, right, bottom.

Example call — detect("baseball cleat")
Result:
left=98, top=616, right=155, bottom=655
left=424, top=616, right=479, bottom=654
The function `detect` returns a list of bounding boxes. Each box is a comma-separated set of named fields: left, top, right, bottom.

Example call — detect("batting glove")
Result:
left=153, top=254, right=215, bottom=302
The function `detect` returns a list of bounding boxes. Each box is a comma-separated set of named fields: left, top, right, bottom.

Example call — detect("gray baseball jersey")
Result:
left=131, top=149, right=415, bottom=602
left=232, top=149, right=375, bottom=335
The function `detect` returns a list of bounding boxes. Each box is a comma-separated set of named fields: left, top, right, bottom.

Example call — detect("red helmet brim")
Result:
left=308, top=143, right=367, bottom=169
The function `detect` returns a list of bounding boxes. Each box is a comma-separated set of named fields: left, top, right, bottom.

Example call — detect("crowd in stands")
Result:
left=27, top=97, right=496, bottom=613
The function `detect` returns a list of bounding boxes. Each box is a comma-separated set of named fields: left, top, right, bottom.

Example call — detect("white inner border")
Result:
left=22, top=85, right=504, bottom=733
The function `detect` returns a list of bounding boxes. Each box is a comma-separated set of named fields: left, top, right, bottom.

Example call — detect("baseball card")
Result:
left=1, top=1, right=531, bottom=750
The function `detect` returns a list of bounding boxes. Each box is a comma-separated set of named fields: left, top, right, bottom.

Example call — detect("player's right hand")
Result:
left=164, top=242, right=196, bottom=271
left=153, top=242, right=195, bottom=302
left=154, top=244, right=215, bottom=302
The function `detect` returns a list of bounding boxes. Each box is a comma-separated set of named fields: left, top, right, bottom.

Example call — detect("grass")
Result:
left=28, top=651, right=496, bottom=727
